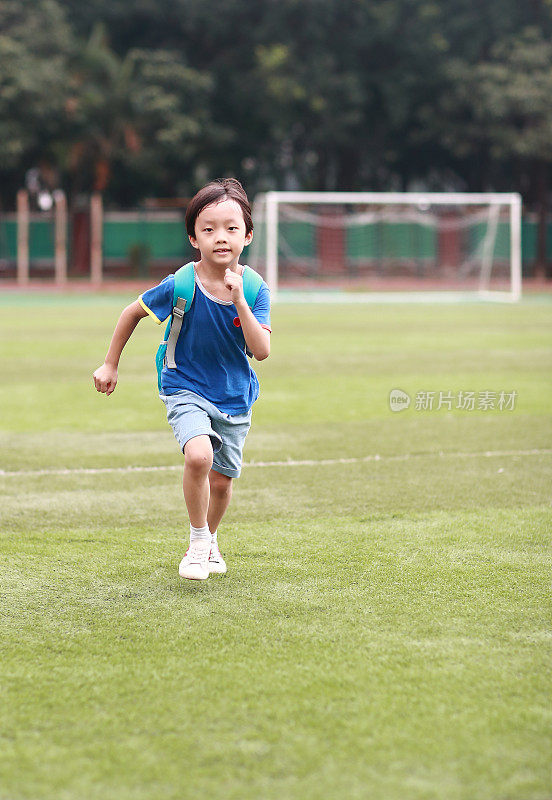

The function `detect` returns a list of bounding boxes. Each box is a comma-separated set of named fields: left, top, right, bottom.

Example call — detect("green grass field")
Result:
left=1, top=292, right=551, bottom=800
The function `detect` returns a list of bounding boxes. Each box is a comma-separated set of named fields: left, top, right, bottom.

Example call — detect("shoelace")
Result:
left=185, top=542, right=209, bottom=563
left=209, top=545, right=221, bottom=562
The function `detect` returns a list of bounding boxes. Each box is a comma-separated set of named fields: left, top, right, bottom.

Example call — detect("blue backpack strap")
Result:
left=173, top=261, right=197, bottom=306
left=241, top=265, right=264, bottom=309
left=165, top=262, right=196, bottom=370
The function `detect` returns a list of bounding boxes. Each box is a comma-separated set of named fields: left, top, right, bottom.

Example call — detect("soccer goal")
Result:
left=249, top=192, right=522, bottom=301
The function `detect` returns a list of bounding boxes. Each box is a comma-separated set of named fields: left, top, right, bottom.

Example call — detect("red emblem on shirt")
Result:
left=233, top=317, right=241, bottom=327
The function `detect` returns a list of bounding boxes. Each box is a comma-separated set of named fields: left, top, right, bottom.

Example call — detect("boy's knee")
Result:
left=184, top=436, right=213, bottom=473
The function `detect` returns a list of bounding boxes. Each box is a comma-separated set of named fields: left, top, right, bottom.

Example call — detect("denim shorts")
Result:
left=160, top=389, right=252, bottom=478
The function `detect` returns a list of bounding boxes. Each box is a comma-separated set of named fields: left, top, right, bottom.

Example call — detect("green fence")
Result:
left=1, top=212, right=551, bottom=276
left=274, top=218, right=549, bottom=265
left=102, top=212, right=192, bottom=264
left=346, top=222, right=436, bottom=261
left=0, top=217, right=60, bottom=263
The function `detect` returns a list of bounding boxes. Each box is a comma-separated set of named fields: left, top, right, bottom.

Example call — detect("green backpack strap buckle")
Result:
left=165, top=297, right=187, bottom=369
left=155, top=262, right=196, bottom=391
left=165, top=262, right=197, bottom=369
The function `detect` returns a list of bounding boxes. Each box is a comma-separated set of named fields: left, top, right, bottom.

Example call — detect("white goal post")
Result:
left=249, top=191, right=522, bottom=302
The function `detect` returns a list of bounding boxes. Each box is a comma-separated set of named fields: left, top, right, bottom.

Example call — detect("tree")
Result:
left=2, top=0, right=552, bottom=253
left=64, top=24, right=223, bottom=203
left=433, top=26, right=552, bottom=274
left=0, top=0, right=73, bottom=202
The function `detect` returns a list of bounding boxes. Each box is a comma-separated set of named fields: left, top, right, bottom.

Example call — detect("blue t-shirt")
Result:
left=139, top=265, right=271, bottom=415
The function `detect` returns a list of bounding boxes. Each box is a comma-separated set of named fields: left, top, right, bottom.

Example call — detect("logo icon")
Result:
left=389, top=388, right=411, bottom=412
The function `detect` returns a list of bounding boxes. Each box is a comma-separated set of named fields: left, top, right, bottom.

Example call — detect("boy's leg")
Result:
left=207, top=469, right=233, bottom=533
left=183, top=435, right=213, bottom=527
left=161, top=392, right=224, bottom=580
left=178, top=435, right=214, bottom=581
left=207, top=408, right=251, bottom=575
left=207, top=469, right=232, bottom=575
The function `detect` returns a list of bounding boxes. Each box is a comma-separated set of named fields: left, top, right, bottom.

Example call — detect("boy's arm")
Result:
left=93, top=300, right=148, bottom=395
left=224, top=269, right=270, bottom=361
left=234, top=300, right=271, bottom=360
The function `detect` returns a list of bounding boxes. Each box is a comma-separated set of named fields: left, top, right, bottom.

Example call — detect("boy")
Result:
left=93, top=178, right=271, bottom=580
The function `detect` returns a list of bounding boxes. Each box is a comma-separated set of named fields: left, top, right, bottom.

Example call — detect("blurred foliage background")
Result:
left=1, top=0, right=552, bottom=228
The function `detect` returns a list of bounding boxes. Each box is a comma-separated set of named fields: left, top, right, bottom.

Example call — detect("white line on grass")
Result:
left=0, top=449, right=550, bottom=478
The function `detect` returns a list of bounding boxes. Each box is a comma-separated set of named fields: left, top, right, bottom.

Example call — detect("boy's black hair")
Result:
left=185, top=178, right=253, bottom=237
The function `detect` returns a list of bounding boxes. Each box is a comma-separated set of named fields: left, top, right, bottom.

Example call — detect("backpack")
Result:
left=155, top=261, right=264, bottom=392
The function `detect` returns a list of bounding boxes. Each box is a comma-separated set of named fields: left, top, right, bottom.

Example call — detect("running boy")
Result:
left=93, top=178, right=271, bottom=581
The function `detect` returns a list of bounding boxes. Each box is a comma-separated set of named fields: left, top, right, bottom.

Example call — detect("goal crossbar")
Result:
left=264, top=191, right=521, bottom=205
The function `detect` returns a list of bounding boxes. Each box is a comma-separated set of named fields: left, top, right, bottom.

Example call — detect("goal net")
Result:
left=248, top=192, right=522, bottom=301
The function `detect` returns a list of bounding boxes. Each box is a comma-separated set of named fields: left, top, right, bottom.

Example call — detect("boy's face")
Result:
left=189, top=198, right=253, bottom=269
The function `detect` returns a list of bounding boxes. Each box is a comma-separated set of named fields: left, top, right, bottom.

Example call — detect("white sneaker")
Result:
left=209, top=541, right=227, bottom=575
left=179, top=540, right=210, bottom=580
